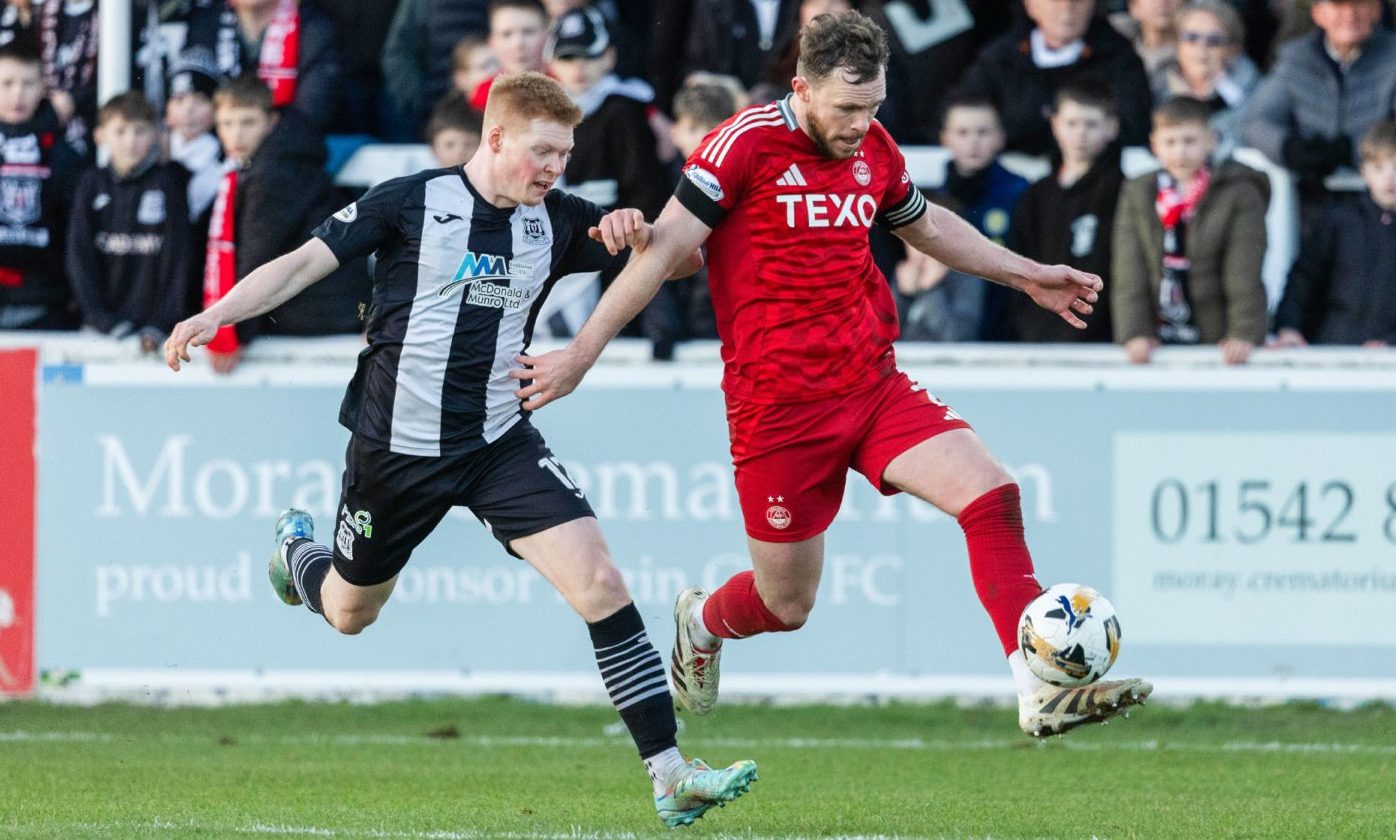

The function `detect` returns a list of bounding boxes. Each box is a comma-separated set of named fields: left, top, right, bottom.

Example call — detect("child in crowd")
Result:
left=540, top=6, right=670, bottom=350
left=898, top=96, right=1029, bottom=341
left=426, top=94, right=482, bottom=168
left=67, top=91, right=192, bottom=352
left=203, top=75, right=369, bottom=374
left=164, top=47, right=224, bottom=220
left=663, top=81, right=739, bottom=343
left=0, top=41, right=82, bottom=329
left=469, top=0, right=549, bottom=110
left=994, top=79, right=1123, bottom=343
left=451, top=35, right=499, bottom=102
left=1273, top=120, right=1396, bottom=348
left=1112, top=95, right=1268, bottom=364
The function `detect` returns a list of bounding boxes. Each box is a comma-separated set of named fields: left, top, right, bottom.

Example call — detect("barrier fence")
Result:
left=3, top=337, right=1395, bottom=702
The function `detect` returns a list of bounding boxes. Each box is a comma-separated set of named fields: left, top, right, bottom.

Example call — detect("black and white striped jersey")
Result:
left=313, top=167, right=626, bottom=457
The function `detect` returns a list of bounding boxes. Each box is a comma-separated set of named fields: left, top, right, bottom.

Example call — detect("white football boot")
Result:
left=1019, top=677, right=1153, bottom=738
left=670, top=587, right=721, bottom=715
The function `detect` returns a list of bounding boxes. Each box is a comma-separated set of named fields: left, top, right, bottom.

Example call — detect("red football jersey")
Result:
left=675, top=94, right=928, bottom=404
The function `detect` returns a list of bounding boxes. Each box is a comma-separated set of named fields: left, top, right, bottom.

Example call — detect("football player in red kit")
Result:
left=513, top=11, right=1151, bottom=737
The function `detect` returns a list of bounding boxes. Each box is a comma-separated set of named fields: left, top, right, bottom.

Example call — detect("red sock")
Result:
left=958, top=483, right=1042, bottom=655
left=701, top=570, right=795, bottom=639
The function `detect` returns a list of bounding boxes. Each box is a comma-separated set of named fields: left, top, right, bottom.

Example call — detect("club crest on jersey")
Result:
left=522, top=216, right=548, bottom=244
left=851, top=159, right=871, bottom=186
left=137, top=190, right=165, bottom=225
left=684, top=164, right=724, bottom=202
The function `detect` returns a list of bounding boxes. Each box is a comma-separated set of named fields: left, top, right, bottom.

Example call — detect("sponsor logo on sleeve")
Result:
left=684, top=164, right=724, bottom=202
left=333, top=202, right=358, bottom=223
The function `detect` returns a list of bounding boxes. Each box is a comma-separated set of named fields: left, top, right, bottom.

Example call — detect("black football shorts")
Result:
left=329, top=419, right=594, bottom=586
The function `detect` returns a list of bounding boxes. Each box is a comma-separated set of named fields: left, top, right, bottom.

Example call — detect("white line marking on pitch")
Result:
left=5, top=730, right=1395, bottom=755
left=43, top=822, right=1068, bottom=840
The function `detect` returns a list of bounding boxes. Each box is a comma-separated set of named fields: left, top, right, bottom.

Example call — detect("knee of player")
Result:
left=587, top=562, right=631, bottom=606
left=767, top=594, right=815, bottom=630
left=325, top=604, right=381, bottom=635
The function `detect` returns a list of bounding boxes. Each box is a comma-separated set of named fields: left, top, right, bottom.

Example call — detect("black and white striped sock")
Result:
left=589, top=602, right=679, bottom=769
left=287, top=538, right=331, bottom=614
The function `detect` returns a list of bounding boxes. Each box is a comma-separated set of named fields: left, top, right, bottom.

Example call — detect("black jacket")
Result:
left=380, top=0, right=488, bottom=128
left=649, top=0, right=799, bottom=113
left=0, top=100, right=83, bottom=309
left=66, top=159, right=192, bottom=336
left=564, top=80, right=670, bottom=221
left=996, top=146, right=1123, bottom=343
left=953, top=17, right=1152, bottom=155
left=234, top=108, right=369, bottom=340
left=183, top=0, right=343, bottom=130
left=1275, top=195, right=1396, bottom=345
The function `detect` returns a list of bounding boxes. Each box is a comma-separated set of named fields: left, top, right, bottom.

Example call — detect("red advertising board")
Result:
left=0, top=348, right=36, bottom=694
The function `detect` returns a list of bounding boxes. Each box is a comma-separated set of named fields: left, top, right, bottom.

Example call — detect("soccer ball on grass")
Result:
left=1018, top=583, right=1121, bottom=687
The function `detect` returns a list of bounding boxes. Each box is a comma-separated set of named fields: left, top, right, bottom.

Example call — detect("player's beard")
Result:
left=807, top=110, right=862, bottom=160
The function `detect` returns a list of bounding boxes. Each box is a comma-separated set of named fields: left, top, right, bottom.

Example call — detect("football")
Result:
left=1018, top=583, right=1121, bottom=687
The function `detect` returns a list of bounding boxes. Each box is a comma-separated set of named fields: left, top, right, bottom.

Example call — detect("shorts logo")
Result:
left=335, top=506, right=374, bottom=560
left=765, top=495, right=790, bottom=530
left=334, top=202, right=358, bottom=223
left=852, top=160, right=872, bottom=186
left=684, top=164, right=724, bottom=202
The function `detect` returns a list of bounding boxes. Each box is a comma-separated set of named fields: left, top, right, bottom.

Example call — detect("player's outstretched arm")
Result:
left=895, top=203, right=1102, bottom=330
left=512, top=199, right=712, bottom=409
left=164, top=238, right=341, bottom=371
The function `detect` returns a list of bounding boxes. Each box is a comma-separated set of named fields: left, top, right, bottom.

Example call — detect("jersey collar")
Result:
left=776, top=94, right=798, bottom=130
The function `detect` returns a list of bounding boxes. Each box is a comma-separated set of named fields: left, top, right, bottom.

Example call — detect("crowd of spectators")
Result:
left=1, top=0, right=1394, bottom=367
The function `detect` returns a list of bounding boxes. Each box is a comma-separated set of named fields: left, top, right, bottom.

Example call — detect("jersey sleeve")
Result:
left=553, top=191, right=630, bottom=276
left=672, top=114, right=757, bottom=228
left=873, top=126, right=928, bottom=230
left=312, top=176, right=409, bottom=263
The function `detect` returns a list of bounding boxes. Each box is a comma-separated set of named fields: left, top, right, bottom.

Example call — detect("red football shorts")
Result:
left=726, top=370, right=972, bottom=542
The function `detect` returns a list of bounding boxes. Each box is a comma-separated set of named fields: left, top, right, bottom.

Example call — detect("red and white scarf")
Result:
left=203, top=165, right=240, bottom=354
left=256, top=0, right=300, bottom=108
left=1154, top=168, right=1211, bottom=239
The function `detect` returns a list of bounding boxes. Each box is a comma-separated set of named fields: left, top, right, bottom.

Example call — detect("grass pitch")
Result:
left=1, top=696, right=1392, bottom=839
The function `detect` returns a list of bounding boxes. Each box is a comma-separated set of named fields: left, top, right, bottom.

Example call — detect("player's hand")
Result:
left=589, top=208, right=650, bottom=255
left=1219, top=338, right=1253, bottom=366
left=1022, top=264, right=1101, bottom=330
left=1268, top=327, right=1308, bottom=349
left=510, top=344, right=593, bottom=410
left=164, top=312, right=221, bottom=371
left=1124, top=336, right=1158, bottom=365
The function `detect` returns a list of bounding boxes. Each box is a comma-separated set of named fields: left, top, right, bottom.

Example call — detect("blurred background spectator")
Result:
left=0, top=41, right=81, bottom=330
left=1152, top=0, right=1259, bottom=161
left=1110, top=0, right=1183, bottom=88
left=201, top=76, right=367, bottom=374
left=381, top=0, right=487, bottom=140
left=991, top=79, right=1123, bottom=342
left=67, top=91, right=192, bottom=351
left=954, top=0, right=1152, bottom=155
left=164, top=46, right=225, bottom=221
left=425, top=93, right=482, bottom=167
left=1241, top=0, right=1396, bottom=212
left=1113, top=95, right=1268, bottom=365
left=1273, top=120, right=1396, bottom=348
